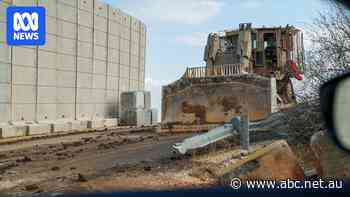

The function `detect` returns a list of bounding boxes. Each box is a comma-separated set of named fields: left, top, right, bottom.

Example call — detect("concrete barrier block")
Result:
left=71, top=120, right=88, bottom=131
left=87, top=119, right=105, bottom=129
left=0, top=124, right=27, bottom=138
left=27, top=123, right=51, bottom=135
left=104, top=118, right=118, bottom=127
left=48, top=120, right=73, bottom=133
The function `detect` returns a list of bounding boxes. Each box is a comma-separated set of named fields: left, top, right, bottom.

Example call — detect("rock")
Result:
left=25, top=184, right=39, bottom=191
left=311, top=131, right=350, bottom=178
left=16, top=156, right=32, bottom=163
left=0, top=161, right=15, bottom=171
left=217, top=140, right=305, bottom=185
left=76, top=173, right=87, bottom=182
left=51, top=166, right=60, bottom=171
left=144, top=166, right=152, bottom=171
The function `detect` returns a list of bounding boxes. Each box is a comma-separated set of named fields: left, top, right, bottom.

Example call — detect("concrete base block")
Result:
left=27, top=123, right=51, bottom=135
left=87, top=119, right=105, bottom=129
left=52, top=121, right=73, bottom=133
left=104, top=118, right=118, bottom=127
left=0, top=124, right=27, bottom=138
left=71, top=120, right=89, bottom=131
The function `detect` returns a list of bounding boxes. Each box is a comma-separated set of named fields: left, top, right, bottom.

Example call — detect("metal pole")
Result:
left=239, top=113, right=250, bottom=151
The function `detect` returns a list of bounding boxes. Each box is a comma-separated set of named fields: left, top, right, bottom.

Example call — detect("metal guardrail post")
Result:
left=239, top=113, right=250, bottom=151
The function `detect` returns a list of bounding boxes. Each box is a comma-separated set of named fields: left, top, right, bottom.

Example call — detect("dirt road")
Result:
left=0, top=128, right=193, bottom=196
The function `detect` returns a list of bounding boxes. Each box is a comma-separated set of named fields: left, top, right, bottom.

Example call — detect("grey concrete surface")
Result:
left=0, top=0, right=146, bottom=128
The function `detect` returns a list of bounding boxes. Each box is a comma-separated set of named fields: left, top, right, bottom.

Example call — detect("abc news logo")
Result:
left=7, top=7, right=46, bottom=46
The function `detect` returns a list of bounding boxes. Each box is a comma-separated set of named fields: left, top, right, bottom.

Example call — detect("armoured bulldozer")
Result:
left=161, top=23, right=305, bottom=133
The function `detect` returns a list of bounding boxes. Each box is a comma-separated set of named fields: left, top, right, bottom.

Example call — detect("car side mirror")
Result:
left=320, top=72, right=350, bottom=152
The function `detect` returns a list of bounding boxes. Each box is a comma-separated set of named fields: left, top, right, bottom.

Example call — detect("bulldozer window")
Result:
left=264, top=33, right=277, bottom=67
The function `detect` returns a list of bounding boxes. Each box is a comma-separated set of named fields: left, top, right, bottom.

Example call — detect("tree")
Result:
left=301, top=3, right=350, bottom=104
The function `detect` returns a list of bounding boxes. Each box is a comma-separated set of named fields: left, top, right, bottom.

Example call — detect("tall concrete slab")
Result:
left=0, top=0, right=146, bottom=128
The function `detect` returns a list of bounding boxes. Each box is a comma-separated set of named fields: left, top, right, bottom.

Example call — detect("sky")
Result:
left=102, top=0, right=329, bottom=115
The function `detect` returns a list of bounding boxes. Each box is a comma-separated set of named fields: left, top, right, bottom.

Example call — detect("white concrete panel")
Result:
left=139, top=70, right=145, bottom=82
left=94, top=0, right=108, bottom=18
left=57, top=87, right=75, bottom=103
left=13, top=85, right=35, bottom=104
left=120, top=27, right=130, bottom=40
left=58, top=0, right=77, bottom=7
left=92, top=74, right=106, bottom=89
left=0, top=22, right=6, bottom=42
left=108, top=21, right=119, bottom=36
left=140, top=47, right=145, bottom=59
left=78, top=9, right=93, bottom=28
left=77, top=88, right=92, bottom=103
left=13, top=47, right=35, bottom=67
left=57, top=70, right=76, bottom=87
left=13, top=0, right=35, bottom=6
left=46, top=17, right=58, bottom=35
left=120, top=51, right=129, bottom=66
left=120, top=38, right=130, bottom=52
left=93, top=60, right=106, bottom=74
left=94, top=104, right=106, bottom=118
left=0, top=43, right=11, bottom=64
left=0, top=63, right=11, bottom=84
left=107, top=76, right=118, bottom=90
left=77, top=57, right=93, bottom=73
left=94, top=30, right=107, bottom=46
left=78, top=25, right=93, bottom=42
left=108, top=35, right=119, bottom=50
left=94, top=45, right=107, bottom=61
left=92, top=89, right=105, bottom=103
left=78, top=41, right=92, bottom=58
left=38, top=0, right=57, bottom=17
left=38, top=50, right=56, bottom=69
left=108, top=49, right=119, bottom=63
left=131, top=17, right=140, bottom=32
left=107, top=62, right=119, bottom=77
left=13, top=66, right=36, bottom=85
left=106, top=90, right=117, bottom=103
left=13, top=104, right=36, bottom=121
left=130, top=68, right=139, bottom=80
left=57, top=54, right=76, bottom=71
left=77, top=103, right=94, bottom=119
left=0, top=104, right=11, bottom=123
left=38, top=68, right=57, bottom=86
left=94, top=16, right=107, bottom=32
left=79, top=0, right=93, bottom=12
left=119, top=79, right=129, bottom=92
left=109, top=7, right=120, bottom=21
left=37, top=87, right=57, bottom=103
left=121, top=13, right=131, bottom=27
left=77, top=73, right=92, bottom=88
left=130, top=54, right=138, bottom=67
left=57, top=20, right=77, bottom=39
left=0, top=84, right=10, bottom=103
left=56, top=104, right=75, bottom=119
left=57, top=3, right=76, bottom=22
left=140, top=57, right=145, bottom=69
left=131, top=43, right=139, bottom=57
left=58, top=37, right=76, bottom=55
left=39, top=34, right=57, bottom=52
left=131, top=30, right=139, bottom=44
left=120, top=65, right=129, bottom=78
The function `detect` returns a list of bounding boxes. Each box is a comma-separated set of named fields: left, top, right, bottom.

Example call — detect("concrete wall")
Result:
left=0, top=0, right=146, bottom=123
left=161, top=75, right=277, bottom=125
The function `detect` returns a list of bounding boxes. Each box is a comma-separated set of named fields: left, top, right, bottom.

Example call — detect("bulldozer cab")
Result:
left=205, top=23, right=305, bottom=79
